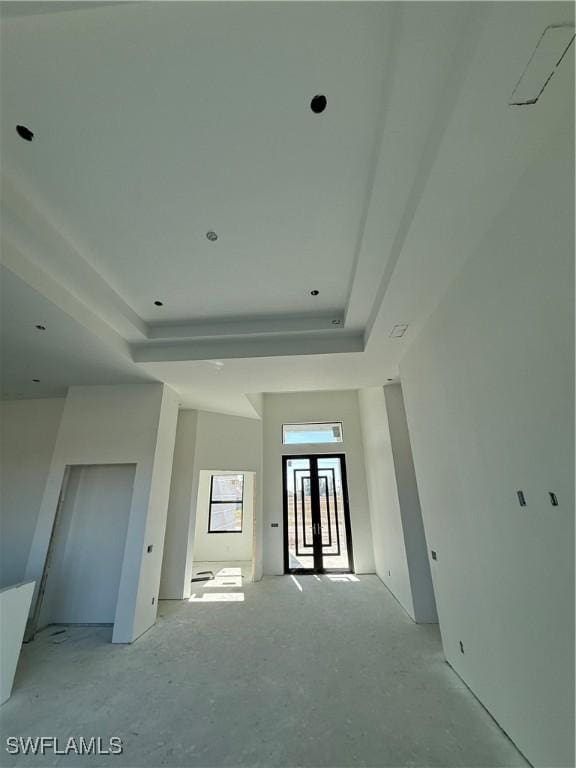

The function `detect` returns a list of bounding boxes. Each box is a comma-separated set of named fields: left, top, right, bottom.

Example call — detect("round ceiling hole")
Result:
left=310, top=95, right=327, bottom=114
left=332, top=319, right=341, bottom=325
left=16, top=124, right=34, bottom=142
left=206, top=231, right=218, bottom=242
left=35, top=324, right=47, bottom=331
left=32, top=378, right=40, bottom=383
left=154, top=300, right=164, bottom=307
left=310, top=290, right=319, bottom=296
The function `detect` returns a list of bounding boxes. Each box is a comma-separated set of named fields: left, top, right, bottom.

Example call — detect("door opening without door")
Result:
left=282, top=454, right=354, bottom=574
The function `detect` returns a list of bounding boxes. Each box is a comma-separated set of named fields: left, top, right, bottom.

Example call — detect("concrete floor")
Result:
left=1, top=575, right=527, bottom=767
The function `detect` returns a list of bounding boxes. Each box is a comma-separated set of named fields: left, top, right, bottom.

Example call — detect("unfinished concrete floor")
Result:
left=1, top=575, right=527, bottom=767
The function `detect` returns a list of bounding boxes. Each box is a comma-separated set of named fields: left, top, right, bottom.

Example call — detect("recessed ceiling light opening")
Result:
left=16, top=124, right=34, bottom=142
left=32, top=378, right=40, bottom=383
left=35, top=324, right=46, bottom=331
left=310, top=290, right=319, bottom=296
left=206, top=231, right=218, bottom=242
left=331, top=319, right=341, bottom=325
left=310, top=95, right=327, bottom=114
left=154, top=300, right=164, bottom=307
left=390, top=323, right=408, bottom=338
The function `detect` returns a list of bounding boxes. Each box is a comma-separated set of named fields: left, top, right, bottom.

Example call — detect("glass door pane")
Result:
left=285, top=458, right=315, bottom=571
left=317, top=457, right=352, bottom=571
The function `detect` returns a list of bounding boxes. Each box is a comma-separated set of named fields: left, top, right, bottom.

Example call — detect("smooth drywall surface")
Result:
left=24, top=383, right=179, bottom=643
left=0, top=398, right=64, bottom=588
left=0, top=581, right=34, bottom=705
left=38, top=464, right=135, bottom=626
left=262, top=390, right=374, bottom=575
left=162, top=409, right=262, bottom=599
left=400, top=109, right=574, bottom=767
left=384, top=384, right=437, bottom=623
left=187, top=411, right=261, bottom=590
left=129, top=385, right=179, bottom=641
left=358, top=387, right=414, bottom=616
left=193, top=470, right=254, bottom=563
left=160, top=410, right=198, bottom=599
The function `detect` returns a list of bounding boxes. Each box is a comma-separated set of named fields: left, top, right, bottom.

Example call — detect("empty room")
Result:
left=0, top=2, right=573, bottom=767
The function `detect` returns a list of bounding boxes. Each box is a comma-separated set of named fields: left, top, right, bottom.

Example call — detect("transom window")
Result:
left=208, top=474, right=244, bottom=533
left=282, top=422, right=343, bottom=445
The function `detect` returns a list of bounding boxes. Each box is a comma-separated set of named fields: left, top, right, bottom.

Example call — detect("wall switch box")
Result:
left=549, top=492, right=559, bottom=506
left=517, top=490, right=526, bottom=507
left=431, top=550, right=437, bottom=561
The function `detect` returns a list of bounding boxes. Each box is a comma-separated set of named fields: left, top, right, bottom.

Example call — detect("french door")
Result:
left=282, top=454, right=354, bottom=574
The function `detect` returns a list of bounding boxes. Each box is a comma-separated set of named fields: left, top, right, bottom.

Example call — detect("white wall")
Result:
left=385, top=383, right=436, bottom=623
left=192, top=470, right=254, bottom=562
left=400, top=108, right=574, bottom=767
left=0, top=581, right=35, bottom=705
left=358, top=387, right=415, bottom=616
left=262, top=390, right=374, bottom=575
left=159, top=410, right=198, bottom=599
left=130, top=385, right=180, bottom=640
left=24, top=383, right=179, bottom=643
left=0, top=398, right=64, bottom=588
left=160, top=409, right=262, bottom=599
left=38, top=464, right=135, bottom=626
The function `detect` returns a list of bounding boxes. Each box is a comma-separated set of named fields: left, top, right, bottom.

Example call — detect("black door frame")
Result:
left=282, top=453, right=355, bottom=575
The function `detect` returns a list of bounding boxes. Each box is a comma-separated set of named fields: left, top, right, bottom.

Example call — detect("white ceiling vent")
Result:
left=509, top=24, right=575, bottom=106
left=389, top=324, right=408, bottom=338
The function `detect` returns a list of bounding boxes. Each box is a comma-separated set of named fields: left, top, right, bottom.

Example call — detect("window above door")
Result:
left=282, top=422, right=343, bottom=445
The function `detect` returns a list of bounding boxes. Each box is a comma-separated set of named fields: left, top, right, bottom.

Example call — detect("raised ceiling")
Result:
left=2, top=2, right=390, bottom=325
left=1, top=1, right=573, bottom=414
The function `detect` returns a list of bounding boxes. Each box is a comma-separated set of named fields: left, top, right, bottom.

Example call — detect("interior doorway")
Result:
left=283, top=454, right=354, bottom=574
left=190, top=470, right=256, bottom=585
left=35, top=464, right=135, bottom=632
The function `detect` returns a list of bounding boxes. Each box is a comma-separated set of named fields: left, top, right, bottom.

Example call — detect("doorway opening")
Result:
left=190, top=470, right=256, bottom=591
left=31, top=464, right=135, bottom=638
left=282, top=454, right=354, bottom=574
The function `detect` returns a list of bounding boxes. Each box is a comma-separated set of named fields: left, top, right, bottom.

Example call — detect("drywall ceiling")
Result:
left=1, top=2, right=392, bottom=329
left=1, top=1, right=573, bottom=414
left=0, top=2, right=128, bottom=18
left=0, top=267, right=154, bottom=399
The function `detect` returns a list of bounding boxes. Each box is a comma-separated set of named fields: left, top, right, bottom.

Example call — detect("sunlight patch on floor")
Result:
left=189, top=593, right=245, bottom=603
left=326, top=574, right=360, bottom=582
